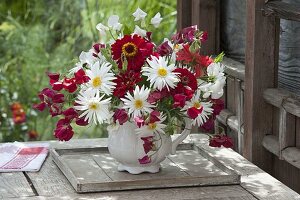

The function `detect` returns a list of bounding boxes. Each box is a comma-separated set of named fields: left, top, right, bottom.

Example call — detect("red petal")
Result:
left=187, top=107, right=201, bottom=119
left=52, top=82, right=63, bottom=91
left=33, top=102, right=46, bottom=111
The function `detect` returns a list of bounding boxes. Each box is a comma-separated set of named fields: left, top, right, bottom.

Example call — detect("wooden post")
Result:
left=177, top=0, right=192, bottom=31
left=191, top=0, right=220, bottom=55
left=244, top=0, right=280, bottom=171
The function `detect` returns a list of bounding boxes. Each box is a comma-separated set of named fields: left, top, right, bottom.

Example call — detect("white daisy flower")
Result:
left=132, top=7, right=147, bottom=21
left=121, top=86, right=154, bottom=118
left=69, top=50, right=97, bottom=74
left=85, top=61, right=116, bottom=96
left=151, top=12, right=163, bottom=28
left=74, top=90, right=111, bottom=125
left=107, top=15, right=122, bottom=31
left=133, top=25, right=147, bottom=37
left=184, top=90, right=213, bottom=126
left=142, top=56, right=179, bottom=91
left=136, top=113, right=167, bottom=135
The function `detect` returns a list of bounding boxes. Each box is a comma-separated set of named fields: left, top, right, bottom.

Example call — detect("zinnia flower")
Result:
left=111, top=34, right=153, bottom=71
left=113, top=70, right=142, bottom=98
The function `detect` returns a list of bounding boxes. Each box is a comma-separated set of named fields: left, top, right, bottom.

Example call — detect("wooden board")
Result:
left=0, top=172, right=35, bottom=199
left=51, top=143, right=240, bottom=193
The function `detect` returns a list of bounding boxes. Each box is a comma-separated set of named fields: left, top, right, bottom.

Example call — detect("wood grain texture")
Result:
left=296, top=118, right=300, bottom=147
left=222, top=57, right=245, bottom=81
left=176, top=0, right=192, bottom=31
left=50, top=146, right=240, bottom=193
left=262, top=135, right=280, bottom=156
left=282, top=147, right=300, bottom=169
left=0, top=172, right=35, bottom=199
left=244, top=0, right=279, bottom=171
left=264, top=1, right=300, bottom=22
left=263, top=88, right=300, bottom=117
left=5, top=185, right=257, bottom=200
left=191, top=0, right=220, bottom=55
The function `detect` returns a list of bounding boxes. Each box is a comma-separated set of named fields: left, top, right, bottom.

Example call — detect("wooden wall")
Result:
left=177, top=0, right=300, bottom=193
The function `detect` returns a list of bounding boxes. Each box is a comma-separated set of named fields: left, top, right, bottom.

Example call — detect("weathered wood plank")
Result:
left=278, top=107, right=296, bottom=159
left=263, top=88, right=300, bottom=117
left=262, top=135, right=280, bottom=156
left=191, top=0, right=220, bottom=55
left=282, top=147, right=300, bottom=169
left=188, top=135, right=300, bottom=200
left=0, top=172, right=35, bottom=199
left=177, top=0, right=192, bottom=31
left=296, top=118, right=300, bottom=147
left=222, top=57, right=245, bottom=81
left=264, top=1, right=300, bottom=22
left=5, top=185, right=257, bottom=200
left=26, top=157, right=76, bottom=196
left=244, top=0, right=280, bottom=171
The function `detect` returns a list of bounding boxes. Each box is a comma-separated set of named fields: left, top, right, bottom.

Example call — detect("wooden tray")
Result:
left=51, top=143, right=240, bottom=193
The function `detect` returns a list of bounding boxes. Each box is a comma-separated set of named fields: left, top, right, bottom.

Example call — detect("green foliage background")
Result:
left=0, top=0, right=176, bottom=142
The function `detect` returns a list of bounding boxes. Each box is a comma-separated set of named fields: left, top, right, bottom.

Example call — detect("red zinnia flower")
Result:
left=173, top=68, right=197, bottom=91
left=54, top=118, right=74, bottom=141
left=111, top=34, right=154, bottom=71
left=113, top=71, right=142, bottom=98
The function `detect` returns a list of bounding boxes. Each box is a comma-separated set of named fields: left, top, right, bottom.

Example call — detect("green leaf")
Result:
left=123, top=25, right=132, bottom=35
left=214, top=52, right=225, bottom=63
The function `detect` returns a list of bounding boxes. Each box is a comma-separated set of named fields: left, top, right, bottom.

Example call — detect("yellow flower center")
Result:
left=148, top=123, right=157, bottom=130
left=157, top=67, right=167, bottom=77
left=174, top=44, right=180, bottom=50
left=89, top=102, right=99, bottom=110
left=134, top=99, right=143, bottom=109
left=122, top=42, right=138, bottom=57
left=193, top=102, right=201, bottom=109
left=92, top=77, right=102, bottom=88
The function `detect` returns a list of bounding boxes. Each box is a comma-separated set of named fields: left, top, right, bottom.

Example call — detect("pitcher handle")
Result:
left=171, top=118, right=192, bottom=154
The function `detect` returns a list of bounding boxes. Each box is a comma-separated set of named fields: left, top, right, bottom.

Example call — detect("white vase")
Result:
left=107, top=118, right=192, bottom=174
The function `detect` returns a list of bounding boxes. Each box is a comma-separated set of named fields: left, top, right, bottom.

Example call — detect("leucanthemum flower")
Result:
left=142, top=56, right=179, bottom=91
left=136, top=114, right=167, bottom=135
left=74, top=90, right=111, bottom=125
left=121, top=86, right=154, bottom=117
left=85, top=61, right=116, bottom=96
left=184, top=91, right=213, bottom=126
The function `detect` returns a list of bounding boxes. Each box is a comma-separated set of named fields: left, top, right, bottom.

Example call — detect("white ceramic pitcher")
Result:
left=107, top=118, right=192, bottom=174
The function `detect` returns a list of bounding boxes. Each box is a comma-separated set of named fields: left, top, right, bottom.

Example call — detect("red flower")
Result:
left=74, top=69, right=90, bottom=84
left=113, top=109, right=128, bottom=125
left=75, top=117, right=89, bottom=126
left=28, top=130, right=39, bottom=140
left=138, top=155, right=151, bottom=164
left=12, top=111, right=26, bottom=124
left=211, top=99, right=224, bottom=116
left=209, top=135, right=233, bottom=148
left=173, top=68, right=197, bottom=91
left=62, top=78, right=77, bottom=93
left=93, top=43, right=105, bottom=57
left=63, top=108, right=78, bottom=120
left=134, top=116, right=145, bottom=128
left=157, top=41, right=172, bottom=56
left=113, top=71, right=142, bottom=98
left=147, top=88, right=169, bottom=104
left=187, top=107, right=203, bottom=119
left=111, top=34, right=154, bottom=71
left=54, top=118, right=74, bottom=141
left=173, top=94, right=187, bottom=108
left=200, top=116, right=214, bottom=132
left=172, top=25, right=197, bottom=44
left=141, top=136, right=155, bottom=154
left=149, top=110, right=160, bottom=123
left=11, top=102, right=22, bottom=111
left=201, top=31, right=208, bottom=42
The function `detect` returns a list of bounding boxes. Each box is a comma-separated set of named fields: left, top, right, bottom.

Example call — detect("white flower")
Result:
left=133, top=25, right=147, bottom=37
left=121, top=86, right=154, bottom=118
left=132, top=7, right=147, bottom=21
left=69, top=50, right=97, bottom=74
left=85, top=61, right=116, bottom=96
left=74, top=90, right=111, bottom=125
left=108, top=15, right=122, bottom=31
left=142, top=56, right=179, bottom=91
left=199, top=63, right=226, bottom=99
left=184, top=91, right=213, bottom=126
left=136, top=113, right=167, bottom=135
left=151, top=12, right=162, bottom=28
left=96, top=23, right=109, bottom=36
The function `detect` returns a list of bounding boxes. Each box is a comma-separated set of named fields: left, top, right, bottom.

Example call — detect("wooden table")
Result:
left=1, top=134, right=300, bottom=200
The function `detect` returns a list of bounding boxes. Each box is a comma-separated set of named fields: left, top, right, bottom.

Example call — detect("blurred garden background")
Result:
left=0, top=0, right=177, bottom=142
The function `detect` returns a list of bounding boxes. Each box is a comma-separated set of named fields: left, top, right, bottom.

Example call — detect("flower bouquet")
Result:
left=34, top=8, right=232, bottom=174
